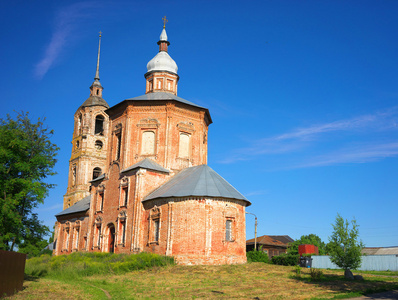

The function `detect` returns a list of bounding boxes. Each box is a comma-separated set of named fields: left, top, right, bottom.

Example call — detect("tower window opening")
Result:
left=115, top=133, right=121, bottom=160
left=95, top=115, right=105, bottom=135
left=96, top=89, right=99, bottom=95
left=72, top=165, right=77, bottom=186
left=95, top=140, right=103, bottom=150
left=77, top=114, right=82, bottom=135
left=149, top=80, right=153, bottom=91
left=92, top=167, right=102, bottom=180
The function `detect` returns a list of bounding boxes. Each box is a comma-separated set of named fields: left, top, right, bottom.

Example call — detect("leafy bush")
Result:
left=294, top=265, right=301, bottom=275
left=246, top=250, right=270, bottom=263
left=271, top=253, right=299, bottom=266
left=310, top=268, right=323, bottom=280
left=25, top=252, right=175, bottom=278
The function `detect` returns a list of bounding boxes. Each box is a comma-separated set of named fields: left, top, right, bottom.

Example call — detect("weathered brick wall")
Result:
left=142, top=197, right=247, bottom=265
left=54, top=211, right=90, bottom=255
left=87, top=165, right=172, bottom=254
left=105, top=101, right=209, bottom=174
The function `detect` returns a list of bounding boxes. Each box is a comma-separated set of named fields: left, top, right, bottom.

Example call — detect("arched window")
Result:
left=92, top=167, right=102, bottom=180
left=179, top=133, right=190, bottom=158
left=141, top=131, right=155, bottom=155
left=77, top=114, right=82, bottom=134
left=95, top=115, right=105, bottom=135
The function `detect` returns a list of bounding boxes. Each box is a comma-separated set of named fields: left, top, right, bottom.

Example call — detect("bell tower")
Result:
left=63, top=32, right=110, bottom=209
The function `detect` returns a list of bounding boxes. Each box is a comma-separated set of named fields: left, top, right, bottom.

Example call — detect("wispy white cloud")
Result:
left=265, top=107, right=398, bottom=143
left=221, top=107, right=398, bottom=167
left=293, top=142, right=398, bottom=168
left=244, top=190, right=268, bottom=197
left=34, top=2, right=100, bottom=79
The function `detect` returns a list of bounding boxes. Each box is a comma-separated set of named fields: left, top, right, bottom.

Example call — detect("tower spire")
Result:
left=90, top=31, right=104, bottom=97
left=94, top=31, right=102, bottom=82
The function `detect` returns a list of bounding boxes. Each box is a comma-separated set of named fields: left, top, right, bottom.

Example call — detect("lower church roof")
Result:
left=143, top=165, right=251, bottom=205
left=55, top=195, right=91, bottom=217
left=122, top=158, right=170, bottom=174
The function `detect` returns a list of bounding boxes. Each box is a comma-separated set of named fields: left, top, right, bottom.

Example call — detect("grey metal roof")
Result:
left=90, top=173, right=105, bottom=183
left=143, top=165, right=251, bottom=205
left=80, top=96, right=109, bottom=109
left=126, top=92, right=206, bottom=109
left=122, top=158, right=170, bottom=174
left=55, top=195, right=91, bottom=217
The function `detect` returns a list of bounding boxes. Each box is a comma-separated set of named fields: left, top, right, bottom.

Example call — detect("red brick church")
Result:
left=53, top=20, right=251, bottom=265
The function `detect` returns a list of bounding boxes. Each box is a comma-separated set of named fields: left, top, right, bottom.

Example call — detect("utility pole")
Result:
left=246, top=212, right=258, bottom=251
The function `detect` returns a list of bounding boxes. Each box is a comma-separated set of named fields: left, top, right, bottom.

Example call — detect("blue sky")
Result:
left=1, top=1, right=398, bottom=247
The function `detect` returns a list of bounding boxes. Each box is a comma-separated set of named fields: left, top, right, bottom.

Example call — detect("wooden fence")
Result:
left=0, top=250, right=26, bottom=297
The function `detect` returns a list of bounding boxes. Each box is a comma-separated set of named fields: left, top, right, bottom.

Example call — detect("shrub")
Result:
left=25, top=252, right=175, bottom=278
left=271, top=253, right=299, bottom=266
left=294, top=265, right=301, bottom=275
left=246, top=250, right=270, bottom=263
left=310, top=268, right=323, bottom=280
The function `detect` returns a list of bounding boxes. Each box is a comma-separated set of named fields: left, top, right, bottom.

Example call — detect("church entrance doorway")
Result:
left=107, top=224, right=115, bottom=253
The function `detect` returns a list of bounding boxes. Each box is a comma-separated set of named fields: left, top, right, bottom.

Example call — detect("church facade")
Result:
left=53, top=22, right=250, bottom=265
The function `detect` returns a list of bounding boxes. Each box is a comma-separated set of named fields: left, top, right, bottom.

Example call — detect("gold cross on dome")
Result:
left=162, top=16, right=168, bottom=28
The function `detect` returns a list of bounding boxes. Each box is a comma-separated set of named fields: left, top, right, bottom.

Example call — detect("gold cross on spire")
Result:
left=99, top=30, right=102, bottom=37
left=162, top=16, right=168, bottom=28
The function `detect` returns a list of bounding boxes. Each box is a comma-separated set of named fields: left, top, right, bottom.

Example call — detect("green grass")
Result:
left=12, top=258, right=398, bottom=300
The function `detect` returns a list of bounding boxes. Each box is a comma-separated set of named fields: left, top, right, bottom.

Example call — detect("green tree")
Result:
left=287, top=234, right=327, bottom=255
left=327, top=213, right=364, bottom=271
left=0, top=112, right=58, bottom=253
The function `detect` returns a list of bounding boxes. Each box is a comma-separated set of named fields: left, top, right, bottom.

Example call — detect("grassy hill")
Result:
left=8, top=253, right=398, bottom=299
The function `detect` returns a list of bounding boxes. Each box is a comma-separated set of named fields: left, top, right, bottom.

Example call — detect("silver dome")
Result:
left=147, top=51, right=178, bottom=74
